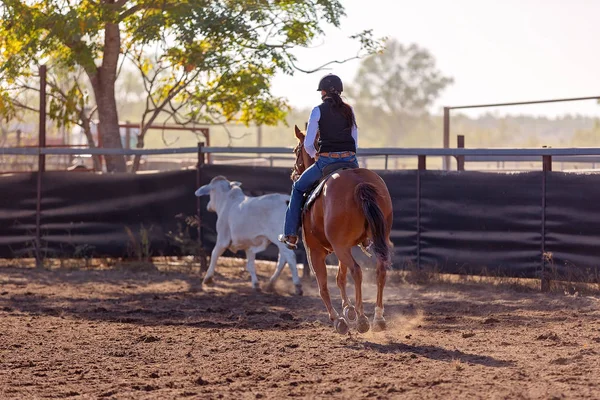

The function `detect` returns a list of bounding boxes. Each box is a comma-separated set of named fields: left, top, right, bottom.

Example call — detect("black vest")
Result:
left=317, top=100, right=356, bottom=153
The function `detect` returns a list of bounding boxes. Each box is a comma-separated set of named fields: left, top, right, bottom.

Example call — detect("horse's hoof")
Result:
left=343, top=305, right=357, bottom=322
left=372, top=317, right=387, bottom=332
left=357, top=315, right=370, bottom=333
left=252, top=284, right=262, bottom=293
left=294, top=284, right=303, bottom=296
left=334, top=317, right=349, bottom=335
left=203, top=276, right=214, bottom=286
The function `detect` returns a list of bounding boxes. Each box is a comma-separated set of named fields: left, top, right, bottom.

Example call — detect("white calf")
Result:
left=195, top=175, right=302, bottom=295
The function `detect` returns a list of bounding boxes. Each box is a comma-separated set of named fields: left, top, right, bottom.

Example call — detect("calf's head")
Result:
left=194, top=176, right=242, bottom=212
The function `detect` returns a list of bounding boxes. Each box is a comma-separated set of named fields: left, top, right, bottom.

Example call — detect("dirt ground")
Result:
left=1, top=260, right=600, bottom=400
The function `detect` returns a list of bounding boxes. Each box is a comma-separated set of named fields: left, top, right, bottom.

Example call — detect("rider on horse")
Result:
left=278, top=74, right=359, bottom=250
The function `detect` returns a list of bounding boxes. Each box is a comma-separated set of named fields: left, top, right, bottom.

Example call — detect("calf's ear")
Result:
left=195, top=184, right=211, bottom=197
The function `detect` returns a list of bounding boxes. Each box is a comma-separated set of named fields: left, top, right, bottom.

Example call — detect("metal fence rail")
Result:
left=5, top=145, right=600, bottom=157
left=442, top=95, right=600, bottom=170
left=5, top=145, right=600, bottom=174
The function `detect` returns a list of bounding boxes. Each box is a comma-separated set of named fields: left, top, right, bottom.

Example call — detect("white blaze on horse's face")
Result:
left=194, top=177, right=242, bottom=214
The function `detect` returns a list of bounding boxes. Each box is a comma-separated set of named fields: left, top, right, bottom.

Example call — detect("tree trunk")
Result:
left=87, top=13, right=126, bottom=172
left=131, top=128, right=146, bottom=172
left=131, top=110, right=162, bottom=172
left=95, top=84, right=126, bottom=172
left=79, top=113, right=102, bottom=172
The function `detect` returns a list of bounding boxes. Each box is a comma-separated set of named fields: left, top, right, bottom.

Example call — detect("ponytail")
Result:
left=325, top=92, right=357, bottom=129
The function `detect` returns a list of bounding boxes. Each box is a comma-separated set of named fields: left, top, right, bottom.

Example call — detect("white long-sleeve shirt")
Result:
left=304, top=106, right=358, bottom=159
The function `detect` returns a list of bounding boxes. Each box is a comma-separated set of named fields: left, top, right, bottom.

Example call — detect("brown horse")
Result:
left=291, top=125, right=394, bottom=334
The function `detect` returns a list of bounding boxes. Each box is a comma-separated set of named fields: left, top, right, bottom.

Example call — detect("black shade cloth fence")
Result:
left=1, top=165, right=599, bottom=281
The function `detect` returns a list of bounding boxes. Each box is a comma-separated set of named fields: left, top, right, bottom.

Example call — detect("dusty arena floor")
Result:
left=1, top=260, right=600, bottom=399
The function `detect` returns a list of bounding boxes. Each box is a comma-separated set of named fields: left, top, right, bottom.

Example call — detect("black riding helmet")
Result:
left=317, top=74, right=343, bottom=94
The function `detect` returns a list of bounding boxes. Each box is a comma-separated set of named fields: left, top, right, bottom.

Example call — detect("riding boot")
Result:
left=278, top=234, right=298, bottom=250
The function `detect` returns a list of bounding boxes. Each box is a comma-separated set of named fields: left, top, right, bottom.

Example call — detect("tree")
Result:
left=0, top=0, right=382, bottom=172
left=348, top=39, right=453, bottom=116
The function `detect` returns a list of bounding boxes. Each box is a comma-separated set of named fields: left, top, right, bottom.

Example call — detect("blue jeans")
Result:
left=283, top=153, right=359, bottom=236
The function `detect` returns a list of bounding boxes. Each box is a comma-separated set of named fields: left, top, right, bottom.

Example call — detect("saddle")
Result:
left=303, top=162, right=358, bottom=211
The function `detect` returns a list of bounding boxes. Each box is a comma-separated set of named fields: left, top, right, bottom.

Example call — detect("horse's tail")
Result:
left=354, top=183, right=391, bottom=268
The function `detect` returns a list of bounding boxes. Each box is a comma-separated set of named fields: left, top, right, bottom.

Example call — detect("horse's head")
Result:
left=291, top=125, right=317, bottom=181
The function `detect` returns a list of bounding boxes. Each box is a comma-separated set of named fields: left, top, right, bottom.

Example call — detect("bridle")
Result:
left=291, top=141, right=305, bottom=181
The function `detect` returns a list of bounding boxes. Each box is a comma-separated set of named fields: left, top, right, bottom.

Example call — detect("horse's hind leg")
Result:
left=372, top=215, right=392, bottom=332
left=372, top=258, right=387, bottom=332
left=336, top=261, right=357, bottom=322
left=307, top=244, right=348, bottom=334
left=334, top=246, right=370, bottom=333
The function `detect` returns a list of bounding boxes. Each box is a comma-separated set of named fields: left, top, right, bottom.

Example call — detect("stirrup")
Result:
left=278, top=234, right=298, bottom=250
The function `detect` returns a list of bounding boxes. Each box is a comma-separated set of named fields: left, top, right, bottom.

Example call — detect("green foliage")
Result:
left=0, top=0, right=383, bottom=149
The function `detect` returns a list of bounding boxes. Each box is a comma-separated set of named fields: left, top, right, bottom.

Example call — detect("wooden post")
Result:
left=541, top=155, right=552, bottom=292
left=457, top=135, right=465, bottom=171
left=257, top=125, right=262, bottom=158
left=196, top=142, right=208, bottom=272
left=418, top=155, right=426, bottom=171
left=35, top=65, right=47, bottom=269
left=416, top=155, right=426, bottom=269
left=443, top=107, right=450, bottom=171
left=203, top=128, right=211, bottom=165
left=257, top=125, right=263, bottom=147
left=125, top=120, right=131, bottom=162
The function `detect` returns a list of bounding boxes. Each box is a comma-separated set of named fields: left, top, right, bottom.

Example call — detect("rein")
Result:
left=292, top=141, right=305, bottom=181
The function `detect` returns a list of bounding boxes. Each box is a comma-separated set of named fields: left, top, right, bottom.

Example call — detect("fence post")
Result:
left=416, top=155, right=426, bottom=270
left=443, top=107, right=450, bottom=171
left=196, top=142, right=208, bottom=272
left=457, top=135, right=465, bottom=171
left=257, top=125, right=262, bottom=158
left=541, top=155, right=552, bottom=292
left=35, top=65, right=47, bottom=269
left=125, top=120, right=131, bottom=162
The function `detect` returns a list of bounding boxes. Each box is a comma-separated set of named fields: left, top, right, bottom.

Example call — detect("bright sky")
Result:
left=271, top=0, right=600, bottom=118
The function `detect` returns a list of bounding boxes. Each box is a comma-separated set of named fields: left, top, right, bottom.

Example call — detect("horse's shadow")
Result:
left=345, top=339, right=513, bottom=368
